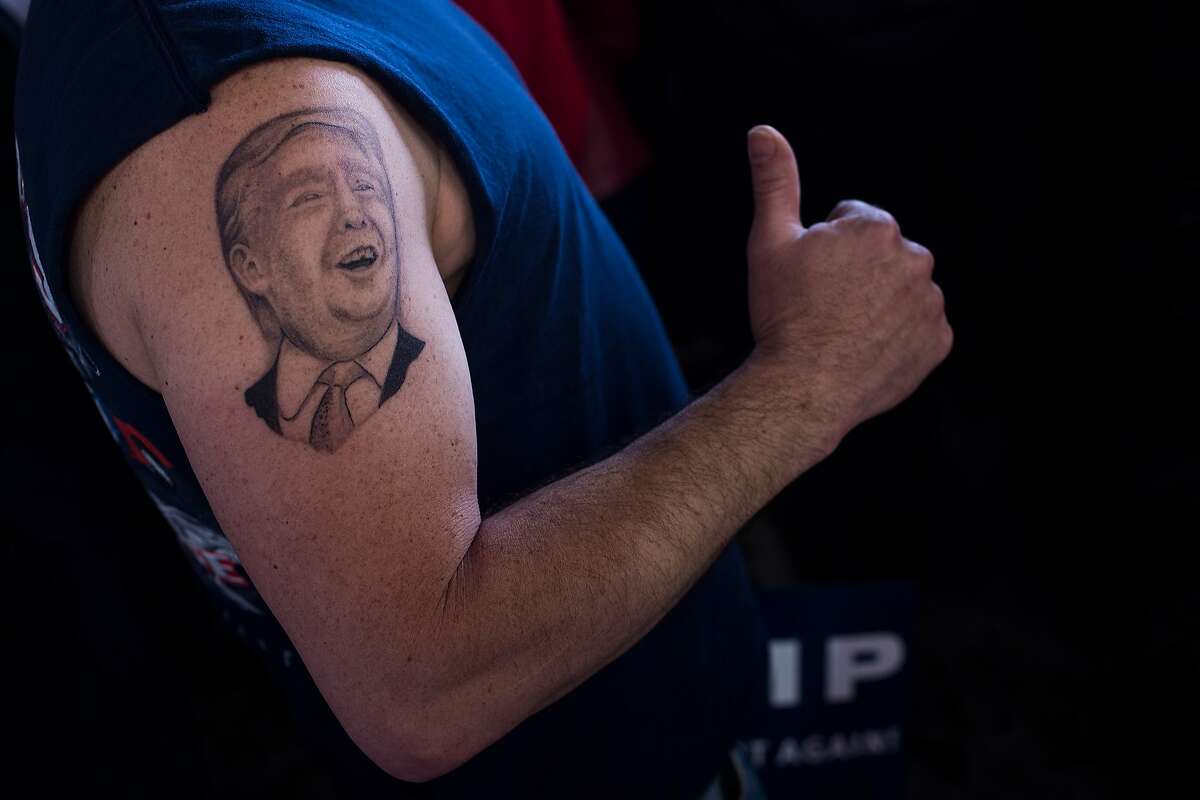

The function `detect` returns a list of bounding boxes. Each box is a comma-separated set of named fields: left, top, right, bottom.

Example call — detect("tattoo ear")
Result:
left=229, top=244, right=269, bottom=295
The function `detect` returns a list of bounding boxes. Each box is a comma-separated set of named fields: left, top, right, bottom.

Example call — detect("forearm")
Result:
left=421, top=353, right=844, bottom=770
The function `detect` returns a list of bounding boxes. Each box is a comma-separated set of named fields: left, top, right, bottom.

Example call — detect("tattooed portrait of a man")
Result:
left=215, top=108, right=424, bottom=453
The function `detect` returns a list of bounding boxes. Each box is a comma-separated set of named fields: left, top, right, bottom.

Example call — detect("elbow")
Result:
left=359, top=732, right=457, bottom=784
left=325, top=695, right=461, bottom=783
left=345, top=571, right=492, bottom=783
left=359, top=724, right=460, bottom=783
left=368, top=702, right=478, bottom=783
left=373, top=749, right=458, bottom=785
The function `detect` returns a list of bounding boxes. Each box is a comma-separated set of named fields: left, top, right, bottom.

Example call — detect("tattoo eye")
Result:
left=354, top=180, right=375, bottom=192
left=290, top=191, right=322, bottom=208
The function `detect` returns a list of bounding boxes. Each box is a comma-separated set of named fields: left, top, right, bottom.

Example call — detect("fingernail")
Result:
left=748, top=126, right=776, bottom=163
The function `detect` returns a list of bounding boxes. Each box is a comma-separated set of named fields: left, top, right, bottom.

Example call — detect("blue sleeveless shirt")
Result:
left=15, top=1, right=766, bottom=795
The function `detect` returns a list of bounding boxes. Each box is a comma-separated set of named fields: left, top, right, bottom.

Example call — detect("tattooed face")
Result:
left=241, top=125, right=398, bottom=360
left=220, top=109, right=425, bottom=451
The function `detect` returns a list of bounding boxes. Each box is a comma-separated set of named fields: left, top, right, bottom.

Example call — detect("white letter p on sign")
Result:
left=826, top=633, right=905, bottom=703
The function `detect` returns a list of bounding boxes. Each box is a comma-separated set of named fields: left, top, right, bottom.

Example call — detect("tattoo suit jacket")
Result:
left=244, top=325, right=426, bottom=434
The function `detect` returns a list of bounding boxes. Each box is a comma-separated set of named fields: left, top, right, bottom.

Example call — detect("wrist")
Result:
left=741, top=346, right=848, bottom=461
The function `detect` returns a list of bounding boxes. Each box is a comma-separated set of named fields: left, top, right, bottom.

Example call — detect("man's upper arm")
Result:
left=87, top=60, right=481, bottom=779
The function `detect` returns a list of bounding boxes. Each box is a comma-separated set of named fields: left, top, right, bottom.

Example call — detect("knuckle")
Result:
left=831, top=199, right=859, bottom=217
left=828, top=198, right=870, bottom=222
left=861, top=212, right=899, bottom=242
left=830, top=199, right=898, bottom=227
left=880, top=212, right=901, bottom=237
left=802, top=222, right=834, bottom=244
left=927, top=282, right=945, bottom=315
left=940, top=320, right=954, bottom=355
left=876, top=207, right=899, bottom=227
left=827, top=215, right=854, bottom=232
left=832, top=213, right=883, bottom=240
left=905, top=240, right=935, bottom=273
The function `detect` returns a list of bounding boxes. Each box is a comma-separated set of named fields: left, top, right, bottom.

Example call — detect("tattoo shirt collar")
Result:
left=275, top=320, right=398, bottom=420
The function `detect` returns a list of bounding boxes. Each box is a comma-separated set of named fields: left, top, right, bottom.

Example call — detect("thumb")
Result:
left=747, top=125, right=803, bottom=242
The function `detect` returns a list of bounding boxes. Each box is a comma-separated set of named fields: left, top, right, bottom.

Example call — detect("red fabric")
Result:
left=456, top=0, right=590, bottom=169
left=457, top=0, right=650, bottom=198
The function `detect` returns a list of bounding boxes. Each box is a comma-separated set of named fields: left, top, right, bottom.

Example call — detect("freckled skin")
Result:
left=243, top=126, right=399, bottom=361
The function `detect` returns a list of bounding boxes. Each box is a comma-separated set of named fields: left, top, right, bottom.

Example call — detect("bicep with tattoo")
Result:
left=215, top=108, right=425, bottom=452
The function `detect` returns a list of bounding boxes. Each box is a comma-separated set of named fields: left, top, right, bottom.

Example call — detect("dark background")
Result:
left=2, top=1, right=1195, bottom=797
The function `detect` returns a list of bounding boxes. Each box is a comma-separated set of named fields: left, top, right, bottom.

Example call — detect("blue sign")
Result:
left=743, top=583, right=915, bottom=798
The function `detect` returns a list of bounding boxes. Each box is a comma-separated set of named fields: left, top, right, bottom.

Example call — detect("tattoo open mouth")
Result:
left=337, top=245, right=379, bottom=270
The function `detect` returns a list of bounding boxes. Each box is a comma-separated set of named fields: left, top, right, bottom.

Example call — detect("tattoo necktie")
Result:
left=309, top=361, right=369, bottom=452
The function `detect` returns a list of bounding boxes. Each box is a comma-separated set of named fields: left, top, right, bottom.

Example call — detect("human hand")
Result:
left=744, top=125, right=953, bottom=441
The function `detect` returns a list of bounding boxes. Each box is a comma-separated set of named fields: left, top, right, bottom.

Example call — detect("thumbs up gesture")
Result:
left=745, top=125, right=953, bottom=437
